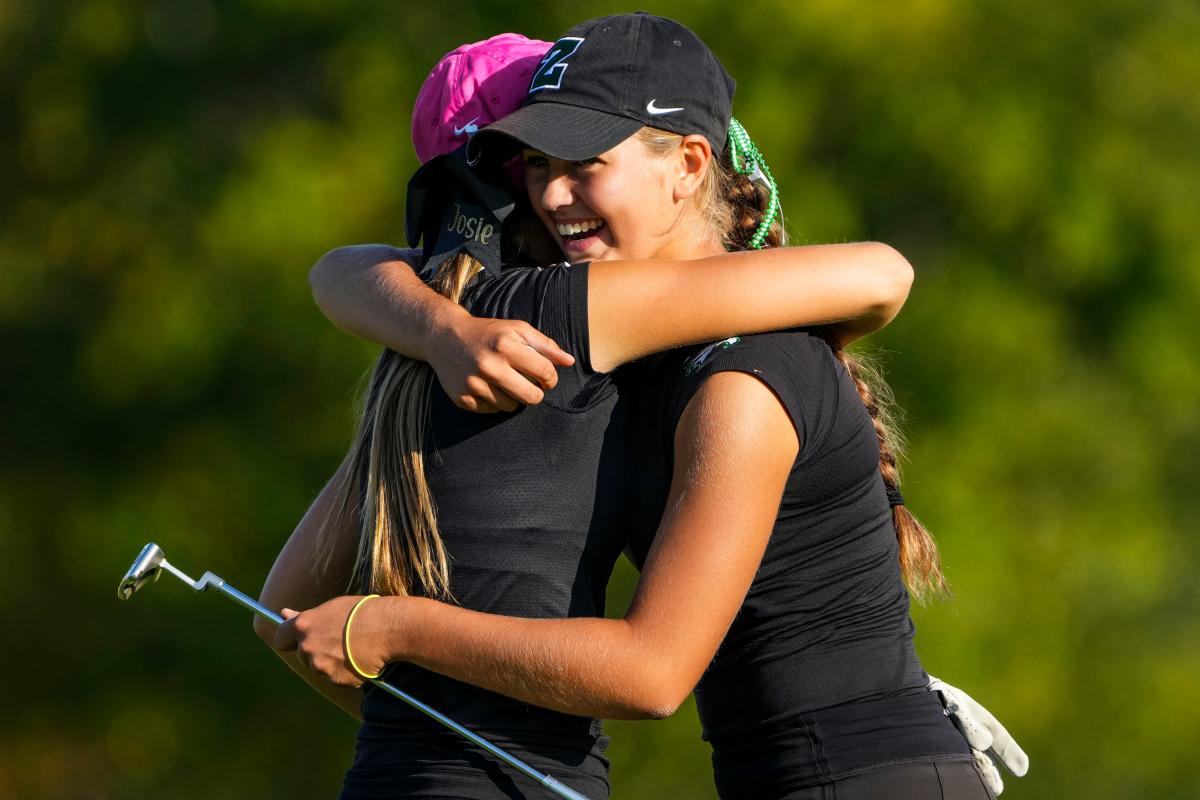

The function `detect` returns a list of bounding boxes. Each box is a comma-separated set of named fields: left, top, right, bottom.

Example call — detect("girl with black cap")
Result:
left=261, top=25, right=918, bottom=800
left=273, top=14, right=1025, bottom=800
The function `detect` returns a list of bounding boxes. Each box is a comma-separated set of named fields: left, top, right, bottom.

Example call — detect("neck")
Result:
left=653, top=220, right=726, bottom=261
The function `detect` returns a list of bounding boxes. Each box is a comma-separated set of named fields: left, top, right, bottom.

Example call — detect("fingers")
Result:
left=955, top=688, right=1028, bottom=776
left=988, top=728, right=1030, bottom=777
left=489, top=363, right=546, bottom=406
left=273, top=614, right=299, bottom=652
left=931, top=679, right=1028, bottom=778
left=948, top=691, right=995, bottom=752
left=461, top=375, right=521, bottom=412
left=274, top=607, right=363, bottom=688
left=455, top=359, right=545, bottom=412
left=452, top=393, right=500, bottom=414
left=930, top=679, right=994, bottom=751
left=484, top=329, right=557, bottom=402
left=517, top=326, right=575, bottom=368
left=973, top=749, right=1004, bottom=795
left=439, top=320, right=572, bottom=412
left=294, top=648, right=361, bottom=688
left=492, top=389, right=521, bottom=412
left=305, top=652, right=362, bottom=688
left=507, top=345, right=562, bottom=396
left=958, top=690, right=1020, bottom=761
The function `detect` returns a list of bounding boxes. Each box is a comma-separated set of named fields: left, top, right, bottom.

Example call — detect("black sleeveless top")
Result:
left=628, top=331, right=970, bottom=798
left=342, top=261, right=628, bottom=800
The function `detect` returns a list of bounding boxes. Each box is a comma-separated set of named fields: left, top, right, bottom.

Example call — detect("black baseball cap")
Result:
left=468, top=12, right=736, bottom=163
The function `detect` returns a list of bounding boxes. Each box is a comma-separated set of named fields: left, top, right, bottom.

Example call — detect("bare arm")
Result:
left=312, top=241, right=911, bottom=384
left=310, top=245, right=574, bottom=413
left=254, top=462, right=364, bottom=720
left=587, top=241, right=913, bottom=372
left=278, top=372, right=797, bottom=719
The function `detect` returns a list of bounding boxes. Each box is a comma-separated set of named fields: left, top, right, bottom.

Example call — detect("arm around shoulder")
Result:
left=308, top=244, right=462, bottom=359
left=823, top=241, right=913, bottom=347
left=308, top=245, right=575, bottom=413
left=586, top=241, right=913, bottom=372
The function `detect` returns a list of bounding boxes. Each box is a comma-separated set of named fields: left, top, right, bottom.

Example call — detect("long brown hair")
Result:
left=318, top=252, right=484, bottom=599
left=639, top=126, right=948, bottom=602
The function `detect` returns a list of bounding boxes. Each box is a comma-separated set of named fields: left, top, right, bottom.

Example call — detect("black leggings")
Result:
left=776, top=758, right=995, bottom=800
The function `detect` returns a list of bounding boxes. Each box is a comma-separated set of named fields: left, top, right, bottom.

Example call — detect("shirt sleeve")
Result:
left=667, top=331, right=843, bottom=464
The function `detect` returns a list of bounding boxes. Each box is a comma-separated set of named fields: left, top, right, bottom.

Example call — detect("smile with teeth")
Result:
left=556, top=219, right=605, bottom=238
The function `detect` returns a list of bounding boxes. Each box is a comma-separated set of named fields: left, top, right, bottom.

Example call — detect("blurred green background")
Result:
left=3, top=0, right=1197, bottom=797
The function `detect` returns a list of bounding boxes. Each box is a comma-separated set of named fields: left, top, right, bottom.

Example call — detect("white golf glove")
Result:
left=927, top=676, right=1029, bottom=795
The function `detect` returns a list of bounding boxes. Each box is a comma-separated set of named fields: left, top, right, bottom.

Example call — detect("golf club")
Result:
left=118, top=542, right=591, bottom=800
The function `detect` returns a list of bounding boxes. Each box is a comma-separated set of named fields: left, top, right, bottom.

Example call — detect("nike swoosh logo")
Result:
left=453, top=118, right=480, bottom=136
left=646, top=100, right=685, bottom=115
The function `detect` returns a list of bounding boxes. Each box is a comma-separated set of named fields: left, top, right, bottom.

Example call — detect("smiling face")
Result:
left=522, top=131, right=721, bottom=263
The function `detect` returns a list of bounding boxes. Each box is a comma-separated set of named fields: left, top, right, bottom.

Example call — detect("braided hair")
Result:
left=666, top=119, right=949, bottom=602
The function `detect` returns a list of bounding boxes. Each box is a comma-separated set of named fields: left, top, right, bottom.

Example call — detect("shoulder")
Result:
left=468, top=260, right=585, bottom=294
left=680, top=330, right=836, bottom=385
left=461, top=260, right=586, bottom=321
left=672, top=330, right=842, bottom=453
left=673, top=370, right=801, bottom=481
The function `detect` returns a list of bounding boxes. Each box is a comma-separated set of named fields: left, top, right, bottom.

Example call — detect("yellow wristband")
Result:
left=343, top=594, right=383, bottom=681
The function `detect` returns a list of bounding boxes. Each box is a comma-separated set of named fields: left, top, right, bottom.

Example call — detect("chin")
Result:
left=563, top=242, right=612, bottom=263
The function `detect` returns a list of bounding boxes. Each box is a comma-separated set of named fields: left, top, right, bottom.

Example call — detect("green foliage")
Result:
left=2, top=1, right=1197, bottom=797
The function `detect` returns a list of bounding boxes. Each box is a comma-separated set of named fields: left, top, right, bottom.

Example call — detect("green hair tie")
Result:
left=726, top=118, right=780, bottom=249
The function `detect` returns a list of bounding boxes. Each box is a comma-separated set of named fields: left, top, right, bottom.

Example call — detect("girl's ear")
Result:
left=673, top=134, right=713, bottom=201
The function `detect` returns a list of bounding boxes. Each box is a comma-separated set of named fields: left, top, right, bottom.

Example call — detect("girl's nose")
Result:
left=539, top=164, right=574, bottom=211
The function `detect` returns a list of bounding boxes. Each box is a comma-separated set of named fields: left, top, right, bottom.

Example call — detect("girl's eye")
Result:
left=523, top=154, right=548, bottom=169
left=573, top=158, right=601, bottom=168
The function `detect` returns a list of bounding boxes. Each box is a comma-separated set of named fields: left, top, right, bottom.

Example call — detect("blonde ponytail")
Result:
left=319, top=252, right=484, bottom=599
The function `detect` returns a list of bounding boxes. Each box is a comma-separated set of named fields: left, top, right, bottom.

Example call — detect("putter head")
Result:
left=118, top=542, right=166, bottom=601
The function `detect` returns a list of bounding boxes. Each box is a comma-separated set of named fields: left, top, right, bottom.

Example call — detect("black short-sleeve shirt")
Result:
left=344, top=261, right=628, bottom=800
left=628, top=331, right=969, bottom=795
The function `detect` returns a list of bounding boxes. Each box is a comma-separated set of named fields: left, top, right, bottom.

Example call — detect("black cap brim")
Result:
left=468, top=102, right=643, bottom=163
left=405, top=146, right=515, bottom=278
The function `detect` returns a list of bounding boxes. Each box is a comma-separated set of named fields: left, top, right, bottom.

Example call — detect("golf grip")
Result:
left=211, top=579, right=592, bottom=800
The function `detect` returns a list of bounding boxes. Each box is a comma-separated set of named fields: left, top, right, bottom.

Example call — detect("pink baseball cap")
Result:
left=411, top=33, right=552, bottom=165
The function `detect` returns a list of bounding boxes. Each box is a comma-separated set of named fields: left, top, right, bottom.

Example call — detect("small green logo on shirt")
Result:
left=684, top=336, right=741, bottom=376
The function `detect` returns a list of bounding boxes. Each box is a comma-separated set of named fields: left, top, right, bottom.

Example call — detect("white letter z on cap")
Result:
left=528, top=37, right=584, bottom=93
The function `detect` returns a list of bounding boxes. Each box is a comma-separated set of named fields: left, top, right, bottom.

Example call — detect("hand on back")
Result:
left=434, top=315, right=575, bottom=413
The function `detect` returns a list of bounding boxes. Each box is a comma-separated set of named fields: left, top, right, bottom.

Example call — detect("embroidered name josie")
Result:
left=446, top=204, right=495, bottom=245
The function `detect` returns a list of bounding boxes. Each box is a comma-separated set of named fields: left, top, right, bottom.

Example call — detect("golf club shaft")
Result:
left=207, top=576, right=589, bottom=800
left=364, top=679, right=590, bottom=800
left=210, top=577, right=286, bottom=625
